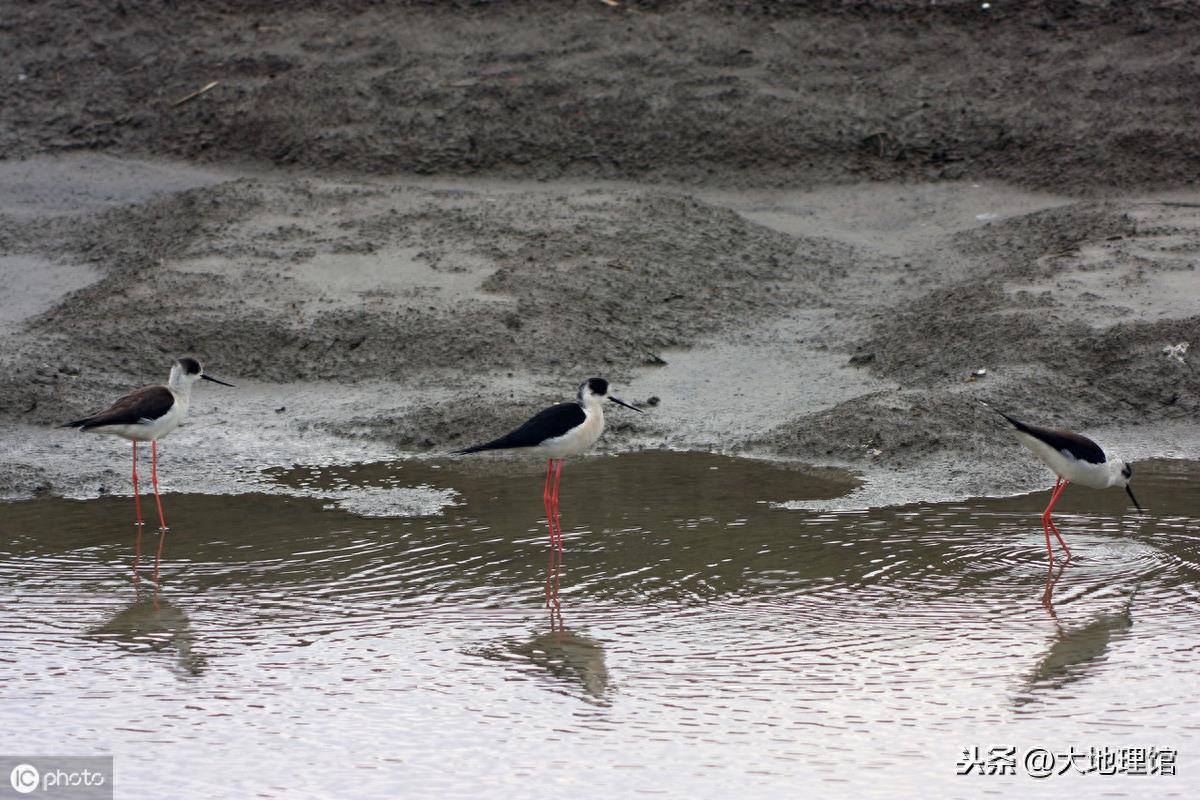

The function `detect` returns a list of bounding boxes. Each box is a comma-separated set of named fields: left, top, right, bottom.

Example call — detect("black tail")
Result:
left=61, top=418, right=92, bottom=429
left=453, top=433, right=535, bottom=456
left=453, top=442, right=495, bottom=455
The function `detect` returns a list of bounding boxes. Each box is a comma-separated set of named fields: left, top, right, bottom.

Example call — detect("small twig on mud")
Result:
left=172, top=80, right=219, bottom=107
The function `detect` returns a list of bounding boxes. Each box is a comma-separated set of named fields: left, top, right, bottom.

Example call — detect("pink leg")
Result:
left=1047, top=478, right=1071, bottom=557
left=151, top=440, right=168, bottom=532
left=1041, top=477, right=1072, bottom=562
left=151, top=441, right=168, bottom=584
left=131, top=441, right=143, bottom=583
left=132, top=441, right=144, bottom=527
left=552, top=459, right=564, bottom=553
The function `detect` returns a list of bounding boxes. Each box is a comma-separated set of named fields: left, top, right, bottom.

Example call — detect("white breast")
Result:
left=537, top=406, right=605, bottom=458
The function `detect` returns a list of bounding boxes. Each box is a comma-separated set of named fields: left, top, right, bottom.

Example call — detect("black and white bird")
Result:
left=62, top=357, right=233, bottom=577
left=454, top=377, right=642, bottom=551
left=985, top=403, right=1143, bottom=564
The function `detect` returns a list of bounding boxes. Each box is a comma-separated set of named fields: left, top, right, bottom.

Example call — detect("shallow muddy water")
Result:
left=1, top=452, right=1197, bottom=798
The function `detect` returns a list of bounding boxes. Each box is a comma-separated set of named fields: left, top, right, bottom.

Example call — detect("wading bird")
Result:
left=984, top=404, right=1142, bottom=564
left=454, top=377, right=642, bottom=552
left=62, top=357, right=234, bottom=579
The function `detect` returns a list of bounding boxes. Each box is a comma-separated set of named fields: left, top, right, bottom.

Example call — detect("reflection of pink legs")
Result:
left=542, top=458, right=566, bottom=608
left=551, top=458, right=564, bottom=553
left=151, top=440, right=169, bottom=584
left=541, top=458, right=565, bottom=552
left=542, top=459, right=558, bottom=550
left=1041, top=561, right=1065, bottom=615
left=1041, top=477, right=1072, bottom=564
left=131, top=441, right=144, bottom=583
left=153, top=530, right=165, bottom=586
left=544, top=546, right=562, bottom=612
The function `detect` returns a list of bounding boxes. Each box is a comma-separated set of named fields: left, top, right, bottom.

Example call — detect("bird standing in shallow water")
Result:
left=62, top=357, right=234, bottom=580
left=454, top=377, right=642, bottom=553
left=985, top=404, right=1143, bottom=564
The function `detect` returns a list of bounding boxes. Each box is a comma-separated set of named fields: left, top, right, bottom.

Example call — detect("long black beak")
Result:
left=202, top=374, right=236, bottom=387
left=608, top=395, right=643, bottom=413
left=1125, top=484, right=1144, bottom=514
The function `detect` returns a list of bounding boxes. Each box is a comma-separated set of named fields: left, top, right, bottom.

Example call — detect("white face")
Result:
left=169, top=359, right=205, bottom=389
left=578, top=378, right=608, bottom=405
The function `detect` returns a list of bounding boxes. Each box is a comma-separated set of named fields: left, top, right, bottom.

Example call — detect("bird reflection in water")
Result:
left=472, top=578, right=611, bottom=704
left=1017, top=578, right=1135, bottom=706
left=1041, top=561, right=1067, bottom=615
left=88, top=584, right=206, bottom=678
left=545, top=546, right=563, bottom=627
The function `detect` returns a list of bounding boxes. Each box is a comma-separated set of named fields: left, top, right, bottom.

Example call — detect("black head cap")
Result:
left=177, top=357, right=202, bottom=375
left=585, top=377, right=609, bottom=396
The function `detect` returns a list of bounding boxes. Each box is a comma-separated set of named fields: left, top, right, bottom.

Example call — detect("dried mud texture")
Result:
left=3, top=178, right=849, bottom=439
left=762, top=196, right=1200, bottom=495
left=2, top=1, right=1199, bottom=192
left=2, top=162, right=1195, bottom=507
left=1, top=1, right=1199, bottom=507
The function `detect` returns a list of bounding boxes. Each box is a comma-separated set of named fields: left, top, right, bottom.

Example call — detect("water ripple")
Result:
left=0, top=453, right=1198, bottom=799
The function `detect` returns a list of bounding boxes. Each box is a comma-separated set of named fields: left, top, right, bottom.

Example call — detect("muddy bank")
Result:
left=2, top=1, right=1198, bottom=508
left=0, top=155, right=1196, bottom=507
left=3, top=2, right=1199, bottom=192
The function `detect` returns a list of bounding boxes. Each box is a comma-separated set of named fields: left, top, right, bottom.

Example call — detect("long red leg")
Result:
left=131, top=441, right=143, bottom=583
left=151, top=440, right=168, bottom=532
left=1041, top=477, right=1072, bottom=562
left=1047, top=482, right=1071, bottom=559
left=552, top=459, right=564, bottom=553
left=151, top=441, right=168, bottom=584
left=132, top=441, right=144, bottom=527
left=1040, top=477, right=1061, bottom=563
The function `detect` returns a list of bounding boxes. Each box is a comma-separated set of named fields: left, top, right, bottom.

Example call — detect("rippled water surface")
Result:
left=2, top=452, right=1198, bottom=798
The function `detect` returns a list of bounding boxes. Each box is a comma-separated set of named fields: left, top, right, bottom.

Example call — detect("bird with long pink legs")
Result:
left=982, top=402, right=1143, bottom=564
left=62, top=357, right=234, bottom=582
left=455, top=377, right=642, bottom=558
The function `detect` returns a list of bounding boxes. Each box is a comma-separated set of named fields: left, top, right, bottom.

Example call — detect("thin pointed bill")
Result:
left=1126, top=484, right=1144, bottom=514
left=608, top=396, right=643, bottom=413
left=202, top=374, right=236, bottom=387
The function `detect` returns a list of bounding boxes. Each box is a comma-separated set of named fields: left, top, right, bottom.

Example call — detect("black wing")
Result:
left=455, top=402, right=585, bottom=454
left=62, top=385, right=174, bottom=429
left=998, top=411, right=1107, bottom=464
